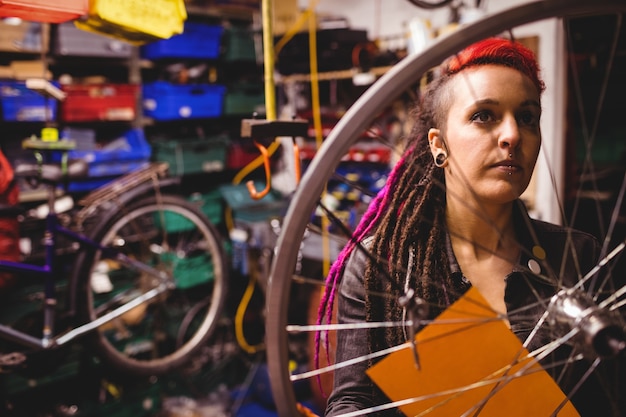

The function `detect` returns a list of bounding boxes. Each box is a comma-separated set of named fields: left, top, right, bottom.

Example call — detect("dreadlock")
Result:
left=365, top=76, right=452, bottom=353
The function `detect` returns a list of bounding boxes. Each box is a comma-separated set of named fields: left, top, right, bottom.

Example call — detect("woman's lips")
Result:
left=492, top=161, right=522, bottom=174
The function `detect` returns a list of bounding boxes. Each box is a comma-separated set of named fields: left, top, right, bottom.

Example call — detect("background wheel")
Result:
left=74, top=194, right=228, bottom=376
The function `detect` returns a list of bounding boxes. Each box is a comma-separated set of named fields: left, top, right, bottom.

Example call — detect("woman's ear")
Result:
left=428, top=128, right=444, bottom=155
left=428, top=128, right=449, bottom=168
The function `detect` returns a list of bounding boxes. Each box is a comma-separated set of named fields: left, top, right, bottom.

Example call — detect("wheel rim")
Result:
left=87, top=197, right=226, bottom=375
left=266, top=0, right=626, bottom=415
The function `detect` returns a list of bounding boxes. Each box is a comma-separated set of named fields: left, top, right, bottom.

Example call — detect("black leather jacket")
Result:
left=325, top=202, right=624, bottom=416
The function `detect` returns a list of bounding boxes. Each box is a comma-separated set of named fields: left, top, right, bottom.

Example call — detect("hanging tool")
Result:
left=240, top=118, right=308, bottom=199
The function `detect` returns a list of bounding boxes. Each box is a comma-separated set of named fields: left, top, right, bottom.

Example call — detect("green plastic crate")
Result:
left=222, top=26, right=258, bottom=62
left=154, top=191, right=223, bottom=233
left=224, top=84, right=265, bottom=116
left=189, top=190, right=224, bottom=225
left=163, top=252, right=215, bottom=289
left=155, top=210, right=196, bottom=233
left=151, top=135, right=229, bottom=176
left=219, top=182, right=286, bottom=222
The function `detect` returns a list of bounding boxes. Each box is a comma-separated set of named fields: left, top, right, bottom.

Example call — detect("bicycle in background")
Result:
left=0, top=138, right=228, bottom=377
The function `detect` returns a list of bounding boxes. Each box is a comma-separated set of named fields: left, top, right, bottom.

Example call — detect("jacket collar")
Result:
left=443, top=199, right=557, bottom=287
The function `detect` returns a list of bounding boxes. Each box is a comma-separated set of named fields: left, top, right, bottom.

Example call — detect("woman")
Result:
left=319, top=38, right=622, bottom=416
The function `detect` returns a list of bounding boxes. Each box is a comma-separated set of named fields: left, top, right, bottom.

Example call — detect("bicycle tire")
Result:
left=73, top=194, right=228, bottom=376
left=266, top=0, right=626, bottom=415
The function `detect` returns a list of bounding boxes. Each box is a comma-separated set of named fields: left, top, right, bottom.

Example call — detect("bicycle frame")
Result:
left=0, top=187, right=173, bottom=353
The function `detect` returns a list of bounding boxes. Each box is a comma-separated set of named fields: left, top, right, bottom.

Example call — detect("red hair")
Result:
left=445, top=37, right=545, bottom=94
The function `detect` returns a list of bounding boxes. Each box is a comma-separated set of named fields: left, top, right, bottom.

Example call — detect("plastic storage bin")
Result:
left=152, top=189, right=226, bottom=240
left=60, top=83, right=138, bottom=122
left=0, top=0, right=88, bottom=23
left=219, top=183, right=286, bottom=222
left=188, top=190, right=224, bottom=225
left=51, top=128, right=152, bottom=192
left=151, top=135, right=230, bottom=176
left=222, top=26, right=258, bottom=62
left=153, top=251, right=215, bottom=288
left=140, top=22, right=223, bottom=60
left=226, top=139, right=264, bottom=170
left=53, top=22, right=133, bottom=57
left=75, top=0, right=187, bottom=44
left=142, top=81, right=226, bottom=121
left=0, top=80, right=58, bottom=121
left=224, top=83, right=264, bottom=115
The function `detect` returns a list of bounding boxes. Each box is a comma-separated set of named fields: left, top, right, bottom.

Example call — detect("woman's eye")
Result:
left=518, top=111, right=539, bottom=127
left=470, top=110, right=493, bottom=123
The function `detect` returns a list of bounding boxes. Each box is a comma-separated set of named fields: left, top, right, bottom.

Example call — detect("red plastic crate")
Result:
left=0, top=0, right=88, bottom=23
left=61, top=83, right=138, bottom=122
left=226, top=140, right=263, bottom=170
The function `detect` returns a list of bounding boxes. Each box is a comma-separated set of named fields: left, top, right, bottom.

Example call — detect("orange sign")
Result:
left=367, top=287, right=579, bottom=416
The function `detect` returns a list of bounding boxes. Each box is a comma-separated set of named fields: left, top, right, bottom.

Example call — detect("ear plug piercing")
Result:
left=434, top=150, right=448, bottom=168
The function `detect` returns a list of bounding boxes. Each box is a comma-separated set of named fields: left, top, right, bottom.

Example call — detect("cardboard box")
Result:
left=0, top=20, right=48, bottom=53
left=10, top=60, right=51, bottom=80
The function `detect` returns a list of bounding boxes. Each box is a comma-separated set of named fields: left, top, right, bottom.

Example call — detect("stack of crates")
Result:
left=221, top=26, right=265, bottom=116
left=140, top=22, right=226, bottom=121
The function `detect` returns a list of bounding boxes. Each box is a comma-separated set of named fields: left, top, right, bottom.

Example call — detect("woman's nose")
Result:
left=498, top=115, right=521, bottom=150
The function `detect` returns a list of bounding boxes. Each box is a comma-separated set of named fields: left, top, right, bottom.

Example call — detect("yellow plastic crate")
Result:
left=75, top=0, right=187, bottom=44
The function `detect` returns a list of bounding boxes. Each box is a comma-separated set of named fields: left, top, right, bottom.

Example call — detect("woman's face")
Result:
left=433, top=64, right=542, bottom=207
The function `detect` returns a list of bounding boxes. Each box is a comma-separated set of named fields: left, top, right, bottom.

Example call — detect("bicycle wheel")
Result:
left=74, top=194, right=228, bottom=376
left=266, top=0, right=626, bottom=415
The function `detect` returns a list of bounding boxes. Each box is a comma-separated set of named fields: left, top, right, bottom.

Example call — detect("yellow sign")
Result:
left=41, top=127, right=59, bottom=142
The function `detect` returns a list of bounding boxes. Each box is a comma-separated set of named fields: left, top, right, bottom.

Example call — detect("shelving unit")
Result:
left=0, top=7, right=264, bottom=416
left=0, top=4, right=268, bottom=196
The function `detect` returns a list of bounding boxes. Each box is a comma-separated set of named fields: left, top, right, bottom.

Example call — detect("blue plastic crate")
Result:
left=142, top=81, right=226, bottom=120
left=60, top=163, right=149, bottom=193
left=140, top=22, right=224, bottom=60
left=0, top=80, right=58, bottom=121
left=50, top=128, right=151, bottom=192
